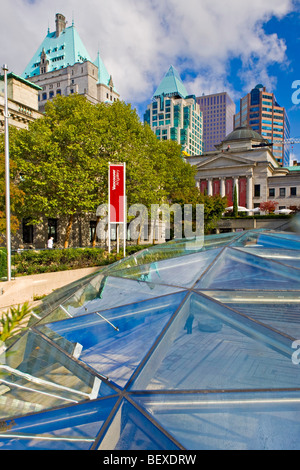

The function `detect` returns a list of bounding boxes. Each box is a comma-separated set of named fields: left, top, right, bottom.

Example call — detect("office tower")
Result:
left=234, top=84, right=290, bottom=166
left=22, top=13, right=119, bottom=112
left=144, top=66, right=203, bottom=155
left=196, top=92, right=236, bottom=152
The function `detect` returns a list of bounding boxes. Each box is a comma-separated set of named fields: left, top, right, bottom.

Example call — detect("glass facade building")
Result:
left=234, top=84, right=290, bottom=166
left=0, top=229, right=300, bottom=450
left=196, top=92, right=236, bottom=152
left=144, top=66, right=203, bottom=155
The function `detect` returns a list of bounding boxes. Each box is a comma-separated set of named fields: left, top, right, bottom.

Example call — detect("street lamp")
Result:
left=3, top=64, right=11, bottom=281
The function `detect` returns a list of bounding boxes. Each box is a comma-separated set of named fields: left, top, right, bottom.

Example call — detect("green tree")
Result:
left=8, top=94, right=214, bottom=247
left=10, top=95, right=107, bottom=247
left=0, top=150, right=24, bottom=242
left=170, top=187, right=227, bottom=234
left=8, top=95, right=197, bottom=247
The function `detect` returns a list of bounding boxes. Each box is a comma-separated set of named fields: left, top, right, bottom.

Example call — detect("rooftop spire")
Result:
left=153, top=65, right=188, bottom=99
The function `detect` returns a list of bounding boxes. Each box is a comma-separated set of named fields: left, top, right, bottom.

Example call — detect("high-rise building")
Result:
left=22, top=13, right=119, bottom=112
left=234, top=84, right=290, bottom=166
left=144, top=66, right=203, bottom=155
left=196, top=92, right=235, bottom=152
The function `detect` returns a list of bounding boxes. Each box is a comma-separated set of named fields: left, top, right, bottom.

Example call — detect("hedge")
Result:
left=9, top=245, right=151, bottom=277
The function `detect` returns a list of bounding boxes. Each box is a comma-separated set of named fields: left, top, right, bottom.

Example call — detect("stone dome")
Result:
left=223, top=126, right=266, bottom=143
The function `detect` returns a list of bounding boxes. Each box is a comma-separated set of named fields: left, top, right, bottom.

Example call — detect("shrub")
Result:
left=10, top=245, right=153, bottom=276
left=0, top=302, right=32, bottom=343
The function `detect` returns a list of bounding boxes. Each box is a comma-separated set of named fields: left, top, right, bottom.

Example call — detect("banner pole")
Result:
left=124, top=162, right=126, bottom=258
left=108, top=162, right=111, bottom=254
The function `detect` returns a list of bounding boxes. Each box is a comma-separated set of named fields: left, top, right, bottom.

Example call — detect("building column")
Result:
left=247, top=174, right=253, bottom=210
left=207, top=178, right=213, bottom=196
left=220, top=177, right=226, bottom=197
left=233, top=177, right=239, bottom=206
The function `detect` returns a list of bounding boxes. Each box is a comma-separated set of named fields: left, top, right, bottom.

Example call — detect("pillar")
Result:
left=207, top=178, right=213, bottom=196
left=247, top=174, right=253, bottom=210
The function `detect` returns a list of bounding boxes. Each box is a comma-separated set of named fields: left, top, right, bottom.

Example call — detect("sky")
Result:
left=1, top=0, right=300, bottom=160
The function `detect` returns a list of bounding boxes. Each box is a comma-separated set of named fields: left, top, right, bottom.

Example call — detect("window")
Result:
left=254, top=184, right=260, bottom=197
left=269, top=188, right=275, bottom=197
left=279, top=188, right=286, bottom=197
left=42, top=92, right=47, bottom=101
left=56, top=89, right=61, bottom=95
left=48, top=218, right=58, bottom=243
left=49, top=91, right=54, bottom=99
left=89, top=221, right=99, bottom=243
left=291, top=187, right=297, bottom=196
left=22, top=219, right=34, bottom=244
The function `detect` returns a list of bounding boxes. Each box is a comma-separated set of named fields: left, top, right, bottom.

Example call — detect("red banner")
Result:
left=109, top=164, right=125, bottom=223
left=239, top=177, right=247, bottom=207
left=200, top=180, right=207, bottom=194
left=213, top=179, right=220, bottom=196
left=225, top=178, right=233, bottom=206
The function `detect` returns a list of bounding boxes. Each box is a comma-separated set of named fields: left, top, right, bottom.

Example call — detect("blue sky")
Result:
left=1, top=0, right=300, bottom=159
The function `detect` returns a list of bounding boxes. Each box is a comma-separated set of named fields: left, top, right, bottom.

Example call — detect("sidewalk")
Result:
left=0, top=266, right=101, bottom=310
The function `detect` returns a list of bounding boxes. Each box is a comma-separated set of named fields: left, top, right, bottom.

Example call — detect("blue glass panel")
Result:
left=255, top=233, right=300, bottom=250
left=196, top=247, right=300, bottom=290
left=130, top=292, right=300, bottom=391
left=0, top=330, right=104, bottom=420
left=97, top=399, right=179, bottom=450
left=230, top=230, right=300, bottom=250
left=132, top=390, right=300, bottom=450
left=37, top=292, right=187, bottom=388
left=201, top=290, right=300, bottom=338
left=60, top=276, right=185, bottom=316
left=110, top=249, right=221, bottom=288
left=233, top=246, right=300, bottom=269
left=0, top=397, right=118, bottom=450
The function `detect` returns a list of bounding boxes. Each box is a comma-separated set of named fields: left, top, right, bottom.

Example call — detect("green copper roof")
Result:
left=94, top=51, right=117, bottom=93
left=22, top=24, right=91, bottom=78
left=0, top=72, right=42, bottom=90
left=285, top=165, right=300, bottom=171
left=153, top=66, right=188, bottom=99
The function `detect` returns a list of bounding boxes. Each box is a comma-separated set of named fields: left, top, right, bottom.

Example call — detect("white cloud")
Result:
left=0, top=0, right=297, bottom=112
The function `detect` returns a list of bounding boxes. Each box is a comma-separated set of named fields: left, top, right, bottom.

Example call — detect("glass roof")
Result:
left=0, top=229, right=300, bottom=450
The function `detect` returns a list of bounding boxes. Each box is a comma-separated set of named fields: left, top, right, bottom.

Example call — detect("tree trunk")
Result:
left=64, top=214, right=74, bottom=248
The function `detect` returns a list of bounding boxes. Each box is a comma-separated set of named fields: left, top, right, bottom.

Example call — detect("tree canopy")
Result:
left=6, top=94, right=201, bottom=247
left=0, top=150, right=24, bottom=242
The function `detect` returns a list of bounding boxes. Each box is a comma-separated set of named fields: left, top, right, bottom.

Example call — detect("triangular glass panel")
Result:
left=195, top=247, right=300, bottom=290
left=57, top=275, right=185, bottom=316
left=233, top=246, right=300, bottom=269
left=199, top=290, right=300, bottom=338
left=230, top=230, right=300, bottom=250
left=129, top=292, right=300, bottom=391
left=36, top=292, right=188, bottom=388
left=110, top=249, right=222, bottom=288
left=131, top=390, right=300, bottom=450
left=0, top=330, right=105, bottom=420
left=96, top=398, right=180, bottom=450
left=0, top=397, right=118, bottom=450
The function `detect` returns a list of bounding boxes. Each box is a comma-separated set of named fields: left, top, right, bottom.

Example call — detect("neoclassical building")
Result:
left=0, top=72, right=42, bottom=130
left=186, top=126, right=300, bottom=211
